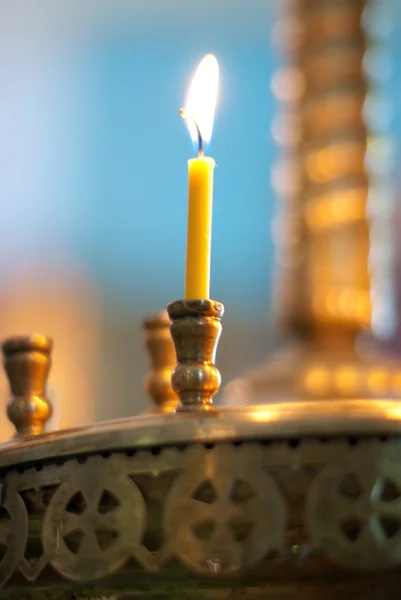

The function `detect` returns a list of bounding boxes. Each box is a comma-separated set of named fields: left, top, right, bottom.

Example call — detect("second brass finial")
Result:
left=143, top=311, right=179, bottom=413
left=2, top=334, right=53, bottom=437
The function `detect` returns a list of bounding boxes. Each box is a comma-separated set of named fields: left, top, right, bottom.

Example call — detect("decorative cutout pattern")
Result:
left=42, top=456, right=147, bottom=581
left=163, top=445, right=286, bottom=573
left=306, top=448, right=401, bottom=568
left=1, top=439, right=401, bottom=593
left=0, top=490, right=28, bottom=588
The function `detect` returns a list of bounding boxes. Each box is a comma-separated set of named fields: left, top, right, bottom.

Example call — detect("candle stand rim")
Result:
left=2, top=334, right=53, bottom=354
left=0, top=398, right=400, bottom=468
left=167, top=298, right=224, bottom=319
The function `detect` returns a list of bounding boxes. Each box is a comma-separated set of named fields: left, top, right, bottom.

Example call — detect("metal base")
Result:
left=224, top=336, right=401, bottom=404
left=1, top=403, right=401, bottom=598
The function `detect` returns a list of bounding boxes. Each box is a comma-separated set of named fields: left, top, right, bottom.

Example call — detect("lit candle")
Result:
left=181, top=54, right=219, bottom=299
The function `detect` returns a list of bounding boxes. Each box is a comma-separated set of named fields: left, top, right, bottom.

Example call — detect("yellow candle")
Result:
left=181, top=54, right=219, bottom=300
left=185, top=156, right=215, bottom=299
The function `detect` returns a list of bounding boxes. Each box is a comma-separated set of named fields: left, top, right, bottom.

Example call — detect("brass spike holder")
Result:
left=167, top=299, right=224, bottom=411
left=143, top=310, right=178, bottom=413
left=2, top=334, right=53, bottom=437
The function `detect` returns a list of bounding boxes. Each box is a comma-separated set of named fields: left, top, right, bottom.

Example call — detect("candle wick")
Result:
left=196, top=124, right=204, bottom=156
left=180, top=108, right=204, bottom=157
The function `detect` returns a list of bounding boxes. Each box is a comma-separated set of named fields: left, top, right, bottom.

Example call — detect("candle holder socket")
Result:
left=143, top=310, right=179, bottom=413
left=2, top=334, right=53, bottom=437
left=167, top=299, right=224, bottom=412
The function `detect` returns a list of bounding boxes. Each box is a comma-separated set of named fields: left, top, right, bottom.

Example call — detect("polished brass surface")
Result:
left=168, top=299, right=224, bottom=412
left=143, top=310, right=178, bottom=413
left=0, top=399, right=401, bottom=467
left=2, top=334, right=53, bottom=437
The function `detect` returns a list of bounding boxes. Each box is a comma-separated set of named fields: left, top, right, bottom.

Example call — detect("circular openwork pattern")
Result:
left=42, top=458, right=146, bottom=580
left=0, top=490, right=28, bottom=587
left=163, top=445, right=286, bottom=573
left=306, top=447, right=401, bottom=568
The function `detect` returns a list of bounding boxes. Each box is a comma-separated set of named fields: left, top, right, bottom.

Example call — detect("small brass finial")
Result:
left=143, top=310, right=179, bottom=413
left=2, top=334, right=53, bottom=437
left=167, top=299, right=224, bottom=412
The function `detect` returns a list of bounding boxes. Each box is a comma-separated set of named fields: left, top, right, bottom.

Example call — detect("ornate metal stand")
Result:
left=1, top=299, right=401, bottom=598
left=1, top=379, right=401, bottom=598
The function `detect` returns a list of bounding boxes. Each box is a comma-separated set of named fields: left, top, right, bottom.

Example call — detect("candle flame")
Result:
left=182, top=54, right=219, bottom=150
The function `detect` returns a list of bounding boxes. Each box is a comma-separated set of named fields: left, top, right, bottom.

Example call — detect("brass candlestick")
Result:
left=2, top=333, right=53, bottom=437
left=143, top=310, right=178, bottom=413
left=167, top=299, right=224, bottom=411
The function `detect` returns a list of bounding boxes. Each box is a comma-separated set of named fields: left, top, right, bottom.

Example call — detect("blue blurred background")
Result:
left=0, top=0, right=399, bottom=437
